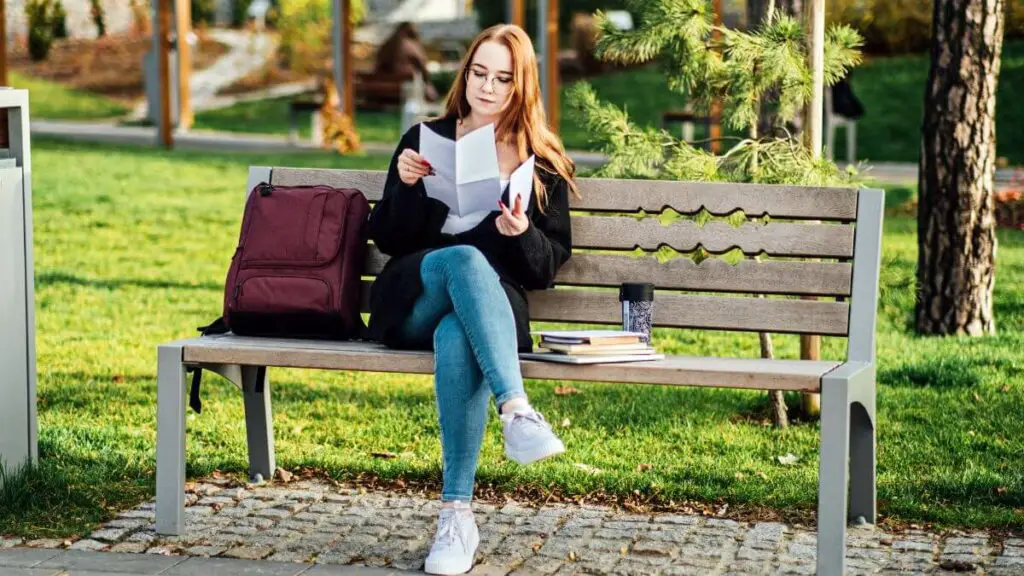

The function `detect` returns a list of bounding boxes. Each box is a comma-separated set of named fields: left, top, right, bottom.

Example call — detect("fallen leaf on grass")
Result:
left=757, top=471, right=768, bottom=480
left=372, top=451, right=398, bottom=459
left=573, top=463, right=603, bottom=474
left=777, top=453, right=799, bottom=466
left=637, top=463, right=653, bottom=472
left=560, top=418, right=572, bottom=428
left=555, top=386, right=582, bottom=395
left=734, top=472, right=745, bottom=480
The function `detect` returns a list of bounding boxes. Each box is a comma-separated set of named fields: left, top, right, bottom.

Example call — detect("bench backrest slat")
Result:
left=365, top=246, right=853, bottom=297
left=355, top=280, right=850, bottom=336
left=261, top=166, right=881, bottom=343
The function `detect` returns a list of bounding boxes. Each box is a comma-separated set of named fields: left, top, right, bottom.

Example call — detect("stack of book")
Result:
left=520, top=330, right=664, bottom=364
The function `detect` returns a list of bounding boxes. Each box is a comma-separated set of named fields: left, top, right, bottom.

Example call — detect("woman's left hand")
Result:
left=496, top=196, right=529, bottom=236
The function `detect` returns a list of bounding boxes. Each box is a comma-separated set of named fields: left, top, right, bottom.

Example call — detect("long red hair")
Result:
left=444, top=24, right=580, bottom=208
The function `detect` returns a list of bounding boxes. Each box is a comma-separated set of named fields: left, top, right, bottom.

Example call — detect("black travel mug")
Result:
left=619, top=283, right=655, bottom=342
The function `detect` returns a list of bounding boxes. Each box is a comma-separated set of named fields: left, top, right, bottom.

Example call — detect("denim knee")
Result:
left=425, top=245, right=495, bottom=281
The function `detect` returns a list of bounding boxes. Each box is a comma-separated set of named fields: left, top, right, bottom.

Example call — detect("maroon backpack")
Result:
left=221, top=181, right=370, bottom=340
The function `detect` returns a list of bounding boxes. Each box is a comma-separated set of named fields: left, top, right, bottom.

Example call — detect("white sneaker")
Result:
left=500, top=408, right=566, bottom=465
left=424, top=505, right=480, bottom=575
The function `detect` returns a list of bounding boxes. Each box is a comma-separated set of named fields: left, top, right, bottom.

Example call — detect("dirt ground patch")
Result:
left=9, top=31, right=229, bottom=103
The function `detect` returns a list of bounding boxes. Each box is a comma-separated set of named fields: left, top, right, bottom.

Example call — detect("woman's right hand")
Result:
left=398, top=149, right=433, bottom=186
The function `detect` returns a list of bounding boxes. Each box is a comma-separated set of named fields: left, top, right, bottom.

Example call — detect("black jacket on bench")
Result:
left=365, top=115, right=573, bottom=352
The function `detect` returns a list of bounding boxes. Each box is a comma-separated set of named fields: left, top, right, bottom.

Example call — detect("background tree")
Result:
left=915, top=0, right=1005, bottom=336
left=568, top=0, right=862, bottom=426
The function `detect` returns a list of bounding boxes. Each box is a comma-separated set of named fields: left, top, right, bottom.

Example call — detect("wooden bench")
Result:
left=156, top=166, right=884, bottom=574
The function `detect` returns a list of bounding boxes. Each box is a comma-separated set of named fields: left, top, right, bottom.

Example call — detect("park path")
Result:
left=130, top=28, right=280, bottom=121
left=3, top=477, right=1020, bottom=575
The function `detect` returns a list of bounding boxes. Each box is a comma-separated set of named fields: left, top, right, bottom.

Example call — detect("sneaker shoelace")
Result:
left=435, top=509, right=472, bottom=554
left=510, top=410, right=551, bottom=434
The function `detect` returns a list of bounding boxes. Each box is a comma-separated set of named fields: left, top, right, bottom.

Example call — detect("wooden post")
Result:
left=175, top=0, right=193, bottom=130
left=332, top=0, right=354, bottom=117
left=0, top=0, right=8, bottom=86
left=546, top=0, right=559, bottom=131
left=157, top=0, right=173, bottom=148
left=508, top=0, right=524, bottom=28
left=801, top=0, right=826, bottom=417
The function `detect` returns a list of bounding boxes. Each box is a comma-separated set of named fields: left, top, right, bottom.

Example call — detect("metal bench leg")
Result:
left=818, top=375, right=850, bottom=576
left=156, top=344, right=187, bottom=535
left=242, top=366, right=275, bottom=483
left=817, top=362, right=876, bottom=575
left=848, top=375, right=877, bottom=524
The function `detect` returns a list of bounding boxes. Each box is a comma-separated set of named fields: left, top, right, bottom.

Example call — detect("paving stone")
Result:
left=24, top=539, right=65, bottom=549
left=146, top=545, right=181, bottom=555
left=196, top=496, right=237, bottom=507
left=268, top=550, right=316, bottom=563
left=0, top=537, right=23, bottom=549
left=587, top=539, right=629, bottom=554
left=255, top=508, right=293, bottom=520
left=126, top=531, right=158, bottom=543
left=991, top=555, right=1024, bottom=567
left=593, top=528, right=639, bottom=541
left=643, top=530, right=687, bottom=544
left=892, top=539, right=936, bottom=553
left=217, top=507, right=252, bottom=519
left=631, top=539, right=677, bottom=557
left=109, top=541, right=151, bottom=553
left=182, top=541, right=228, bottom=557
left=69, top=539, right=109, bottom=551
left=603, top=520, right=650, bottom=531
left=500, top=504, right=538, bottom=517
left=470, top=563, right=513, bottom=576
left=103, top=518, right=152, bottom=530
left=537, top=538, right=584, bottom=560
left=222, top=545, right=274, bottom=560
left=118, top=509, right=157, bottom=519
left=1003, top=546, right=1024, bottom=558
left=517, top=554, right=565, bottom=574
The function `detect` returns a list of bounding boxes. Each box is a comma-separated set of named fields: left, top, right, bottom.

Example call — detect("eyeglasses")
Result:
left=466, top=68, right=513, bottom=95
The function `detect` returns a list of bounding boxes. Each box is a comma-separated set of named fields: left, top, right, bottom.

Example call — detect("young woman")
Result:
left=366, top=24, right=580, bottom=576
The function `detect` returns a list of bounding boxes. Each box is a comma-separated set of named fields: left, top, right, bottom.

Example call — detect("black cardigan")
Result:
left=366, top=116, right=573, bottom=352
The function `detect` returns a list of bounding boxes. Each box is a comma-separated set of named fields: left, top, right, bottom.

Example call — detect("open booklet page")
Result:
left=419, top=123, right=536, bottom=218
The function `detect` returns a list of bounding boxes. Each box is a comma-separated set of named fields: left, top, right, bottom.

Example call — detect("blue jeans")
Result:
left=398, top=245, right=527, bottom=502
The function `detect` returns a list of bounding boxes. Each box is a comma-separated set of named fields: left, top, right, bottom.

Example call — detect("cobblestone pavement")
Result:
left=3, top=478, right=1021, bottom=575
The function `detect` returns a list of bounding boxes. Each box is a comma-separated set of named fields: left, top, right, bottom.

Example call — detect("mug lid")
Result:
left=619, top=282, right=654, bottom=301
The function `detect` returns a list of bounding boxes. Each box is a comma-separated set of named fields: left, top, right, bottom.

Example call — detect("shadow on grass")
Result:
left=37, top=270, right=222, bottom=293
left=880, top=357, right=982, bottom=388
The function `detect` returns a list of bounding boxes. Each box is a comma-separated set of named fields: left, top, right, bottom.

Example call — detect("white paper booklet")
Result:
left=419, top=123, right=535, bottom=218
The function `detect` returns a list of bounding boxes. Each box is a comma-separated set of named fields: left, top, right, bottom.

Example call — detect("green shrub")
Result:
left=53, top=1, right=67, bottom=39
left=89, top=0, right=105, bottom=37
left=276, top=0, right=365, bottom=73
left=828, top=0, right=1024, bottom=55
left=192, top=0, right=216, bottom=25
left=25, top=0, right=59, bottom=61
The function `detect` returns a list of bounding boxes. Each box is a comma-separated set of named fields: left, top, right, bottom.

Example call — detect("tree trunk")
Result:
left=916, top=0, right=1004, bottom=336
left=761, top=330, right=788, bottom=428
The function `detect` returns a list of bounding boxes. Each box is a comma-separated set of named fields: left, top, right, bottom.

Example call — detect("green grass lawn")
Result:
left=837, top=40, right=1024, bottom=165
left=1, top=138, right=1022, bottom=539
left=9, top=72, right=128, bottom=120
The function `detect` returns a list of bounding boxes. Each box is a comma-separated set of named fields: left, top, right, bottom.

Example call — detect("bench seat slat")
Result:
left=269, top=168, right=859, bottom=221
left=182, top=336, right=834, bottom=392
left=365, top=247, right=853, bottom=297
